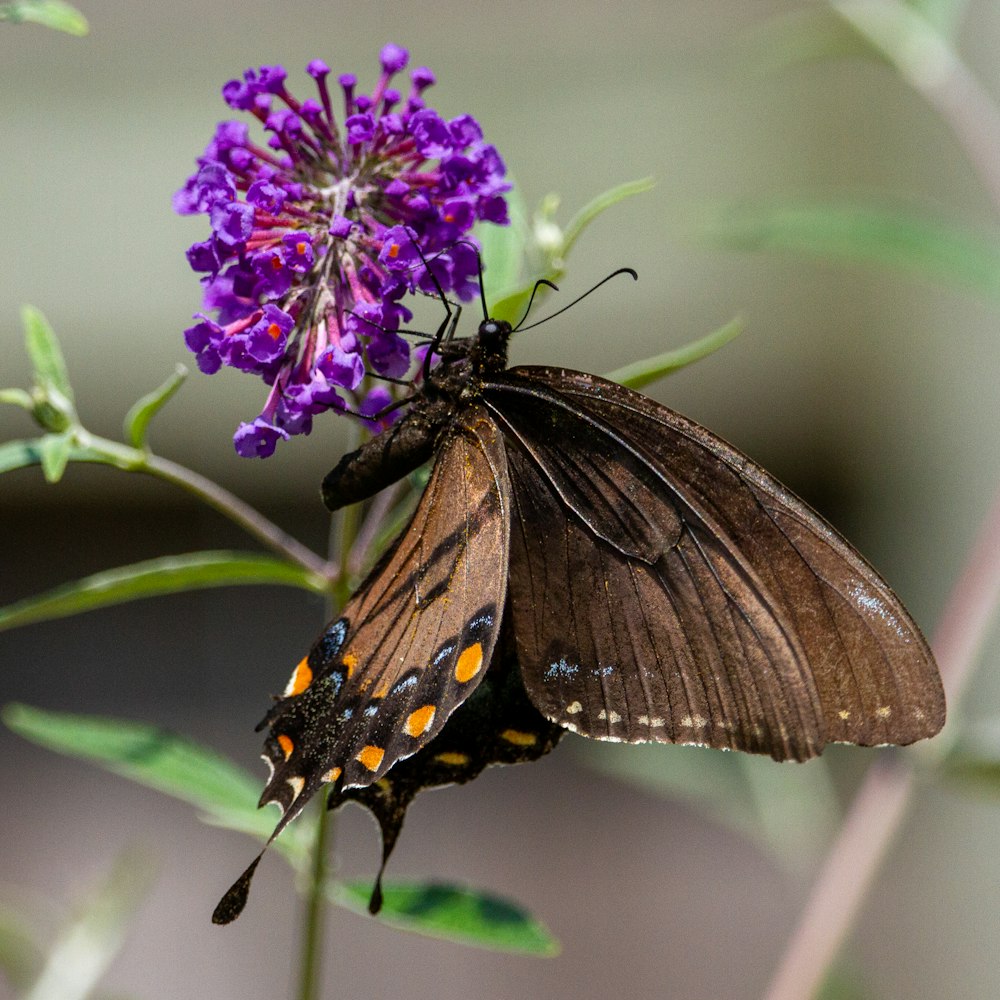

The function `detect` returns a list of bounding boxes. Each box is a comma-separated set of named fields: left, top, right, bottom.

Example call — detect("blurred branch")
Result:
left=833, top=0, right=1000, bottom=214
left=765, top=484, right=1000, bottom=1000
left=765, top=7, right=1000, bottom=997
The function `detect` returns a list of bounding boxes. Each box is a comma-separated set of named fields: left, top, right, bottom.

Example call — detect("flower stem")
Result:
left=294, top=425, right=369, bottom=998
left=296, top=791, right=332, bottom=1000
left=73, top=431, right=333, bottom=579
left=143, top=453, right=331, bottom=578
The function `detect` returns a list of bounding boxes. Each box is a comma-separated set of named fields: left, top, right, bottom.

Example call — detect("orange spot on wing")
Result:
left=454, top=642, right=483, bottom=683
left=321, top=766, right=342, bottom=784
left=284, top=658, right=313, bottom=697
left=277, top=734, right=294, bottom=760
left=500, top=729, right=537, bottom=747
left=342, top=651, right=359, bottom=677
left=434, top=751, right=470, bottom=767
left=405, top=705, right=436, bottom=738
left=356, top=745, right=385, bottom=772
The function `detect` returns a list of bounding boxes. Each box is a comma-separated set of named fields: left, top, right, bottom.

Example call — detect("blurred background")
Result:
left=2, top=1, right=1000, bottom=997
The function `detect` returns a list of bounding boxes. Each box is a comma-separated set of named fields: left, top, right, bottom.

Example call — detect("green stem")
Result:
left=73, top=431, right=332, bottom=580
left=296, top=790, right=332, bottom=1000
left=294, top=421, right=367, bottom=999
left=142, top=453, right=330, bottom=579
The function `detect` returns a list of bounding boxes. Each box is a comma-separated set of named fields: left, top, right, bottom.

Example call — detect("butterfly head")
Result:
left=470, top=316, right=512, bottom=375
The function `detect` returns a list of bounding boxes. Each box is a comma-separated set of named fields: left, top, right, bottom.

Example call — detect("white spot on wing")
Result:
left=565, top=701, right=582, bottom=715
left=849, top=581, right=907, bottom=640
left=286, top=776, right=304, bottom=802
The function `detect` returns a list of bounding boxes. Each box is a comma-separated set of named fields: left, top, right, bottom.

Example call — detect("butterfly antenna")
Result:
left=514, top=267, right=638, bottom=333
left=511, top=278, right=560, bottom=332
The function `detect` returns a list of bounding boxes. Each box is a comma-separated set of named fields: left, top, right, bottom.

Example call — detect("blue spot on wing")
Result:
left=433, top=644, right=456, bottom=667
left=546, top=657, right=580, bottom=680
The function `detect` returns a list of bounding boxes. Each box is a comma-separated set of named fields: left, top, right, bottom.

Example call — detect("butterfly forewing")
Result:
left=492, top=366, right=944, bottom=755
left=498, top=415, right=824, bottom=761
left=258, top=404, right=511, bottom=823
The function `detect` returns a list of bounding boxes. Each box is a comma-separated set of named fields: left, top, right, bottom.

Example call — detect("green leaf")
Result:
left=0, top=551, right=326, bottom=632
left=37, top=432, right=72, bottom=483
left=0, top=438, right=102, bottom=477
left=2, top=705, right=309, bottom=862
left=738, top=8, right=888, bottom=76
left=476, top=182, right=529, bottom=302
left=905, top=0, right=971, bottom=37
left=22, top=306, right=73, bottom=405
left=0, top=387, right=33, bottom=410
left=941, top=753, right=1000, bottom=797
left=694, top=200, right=1000, bottom=297
left=22, top=848, right=151, bottom=1000
left=334, top=881, right=559, bottom=956
left=0, top=0, right=88, bottom=34
left=123, top=366, right=188, bottom=449
left=818, top=959, right=878, bottom=1000
left=488, top=179, right=653, bottom=327
left=0, top=907, right=43, bottom=991
left=562, top=177, right=655, bottom=258
left=488, top=278, right=555, bottom=329
left=605, top=316, right=744, bottom=391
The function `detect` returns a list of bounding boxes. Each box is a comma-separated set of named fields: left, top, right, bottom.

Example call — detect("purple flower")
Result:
left=176, top=45, right=510, bottom=457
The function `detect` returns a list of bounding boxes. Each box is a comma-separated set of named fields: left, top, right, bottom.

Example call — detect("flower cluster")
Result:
left=175, top=44, right=509, bottom=457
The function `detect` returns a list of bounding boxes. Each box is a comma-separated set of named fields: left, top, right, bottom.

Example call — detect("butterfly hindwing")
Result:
left=336, top=619, right=564, bottom=912
left=258, top=403, right=511, bottom=829
left=484, top=367, right=943, bottom=760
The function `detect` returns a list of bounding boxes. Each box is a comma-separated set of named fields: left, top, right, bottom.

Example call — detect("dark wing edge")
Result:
left=499, top=365, right=944, bottom=754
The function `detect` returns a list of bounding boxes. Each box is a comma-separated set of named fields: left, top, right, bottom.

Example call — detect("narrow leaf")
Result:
left=606, top=316, right=744, bottom=391
left=942, top=754, right=1000, bottom=796
left=123, top=365, right=188, bottom=448
left=0, top=551, right=327, bottom=633
left=476, top=182, right=529, bottom=299
left=22, top=306, right=73, bottom=403
left=2, top=705, right=309, bottom=862
left=905, top=0, right=970, bottom=37
left=738, top=9, right=884, bottom=75
left=0, top=0, right=88, bottom=34
left=334, top=881, right=559, bottom=956
left=0, top=908, right=43, bottom=991
left=0, top=387, right=34, bottom=410
left=694, top=200, right=1000, bottom=296
left=23, top=849, right=151, bottom=1000
left=37, top=433, right=72, bottom=483
left=562, top=177, right=655, bottom=257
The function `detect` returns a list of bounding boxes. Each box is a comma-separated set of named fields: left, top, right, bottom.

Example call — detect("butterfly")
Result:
left=213, top=268, right=945, bottom=924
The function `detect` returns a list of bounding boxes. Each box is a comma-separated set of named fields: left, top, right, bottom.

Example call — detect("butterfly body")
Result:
left=215, top=308, right=945, bottom=923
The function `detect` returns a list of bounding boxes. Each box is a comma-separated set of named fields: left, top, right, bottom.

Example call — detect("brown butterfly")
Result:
left=214, top=272, right=945, bottom=923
